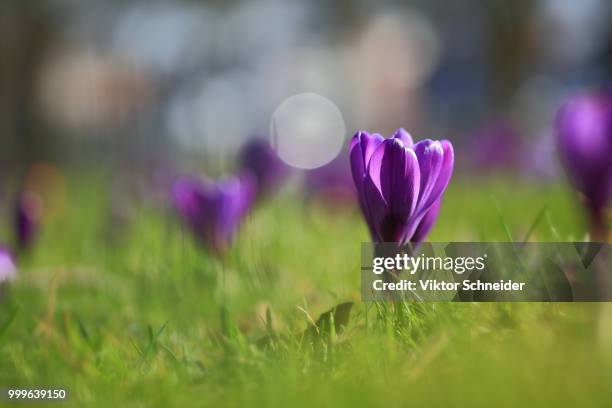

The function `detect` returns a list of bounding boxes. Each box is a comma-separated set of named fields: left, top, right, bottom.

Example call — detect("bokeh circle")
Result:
left=270, top=93, right=346, bottom=169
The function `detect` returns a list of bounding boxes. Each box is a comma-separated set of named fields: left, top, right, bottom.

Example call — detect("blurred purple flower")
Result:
left=304, top=155, right=355, bottom=206
left=239, top=138, right=288, bottom=200
left=0, top=247, right=17, bottom=283
left=15, top=191, right=42, bottom=251
left=523, top=130, right=559, bottom=180
left=555, top=90, right=612, bottom=237
left=172, top=174, right=254, bottom=253
left=469, top=121, right=523, bottom=171
left=349, top=129, right=454, bottom=244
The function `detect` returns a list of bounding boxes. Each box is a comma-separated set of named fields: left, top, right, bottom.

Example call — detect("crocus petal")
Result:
left=349, top=131, right=385, bottom=238
left=0, top=248, right=17, bottom=283
left=172, top=178, right=201, bottom=220
left=15, top=191, right=42, bottom=251
left=413, top=139, right=444, bottom=214
left=368, top=138, right=420, bottom=219
left=428, top=140, right=454, bottom=207
left=365, top=139, right=420, bottom=241
left=349, top=131, right=385, bottom=195
left=173, top=178, right=219, bottom=245
left=470, top=121, right=522, bottom=171
left=217, top=174, right=255, bottom=245
left=401, top=140, right=452, bottom=241
left=392, top=128, right=414, bottom=148
left=172, top=175, right=252, bottom=252
left=363, top=176, right=389, bottom=242
left=411, top=199, right=441, bottom=243
left=239, top=138, right=288, bottom=199
left=305, top=155, right=355, bottom=205
left=556, top=92, right=612, bottom=212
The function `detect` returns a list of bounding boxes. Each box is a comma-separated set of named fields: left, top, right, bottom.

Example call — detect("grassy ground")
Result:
left=1, top=175, right=611, bottom=407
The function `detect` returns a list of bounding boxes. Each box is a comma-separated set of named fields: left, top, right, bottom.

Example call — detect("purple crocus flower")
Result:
left=172, top=174, right=254, bottom=253
left=410, top=199, right=441, bottom=244
left=0, top=247, right=17, bottom=283
left=349, top=128, right=454, bottom=245
left=239, top=138, right=288, bottom=200
left=469, top=121, right=523, bottom=171
left=555, top=91, right=612, bottom=239
left=304, top=155, right=355, bottom=206
left=15, top=191, right=42, bottom=251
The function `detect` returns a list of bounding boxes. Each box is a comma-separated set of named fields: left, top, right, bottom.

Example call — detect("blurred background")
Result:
left=1, top=0, right=610, bottom=181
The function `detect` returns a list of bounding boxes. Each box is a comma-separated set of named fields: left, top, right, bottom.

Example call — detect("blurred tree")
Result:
left=483, top=0, right=536, bottom=106
left=0, top=1, right=58, bottom=176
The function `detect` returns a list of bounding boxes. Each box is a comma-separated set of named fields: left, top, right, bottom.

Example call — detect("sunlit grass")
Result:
left=0, top=174, right=609, bottom=406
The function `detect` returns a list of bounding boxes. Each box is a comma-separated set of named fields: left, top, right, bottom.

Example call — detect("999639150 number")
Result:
left=5, top=388, right=67, bottom=401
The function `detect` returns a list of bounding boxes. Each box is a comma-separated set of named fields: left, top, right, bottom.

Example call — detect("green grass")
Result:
left=1, top=174, right=610, bottom=407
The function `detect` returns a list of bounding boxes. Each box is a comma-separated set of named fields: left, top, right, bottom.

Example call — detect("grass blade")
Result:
left=0, top=307, right=19, bottom=342
left=522, top=204, right=548, bottom=243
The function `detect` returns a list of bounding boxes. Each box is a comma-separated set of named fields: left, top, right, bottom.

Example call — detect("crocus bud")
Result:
left=172, top=174, right=254, bottom=253
left=555, top=91, right=612, bottom=240
left=349, top=129, right=454, bottom=245
left=239, top=138, right=288, bottom=200
left=15, top=191, right=42, bottom=251
left=0, top=247, right=17, bottom=283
